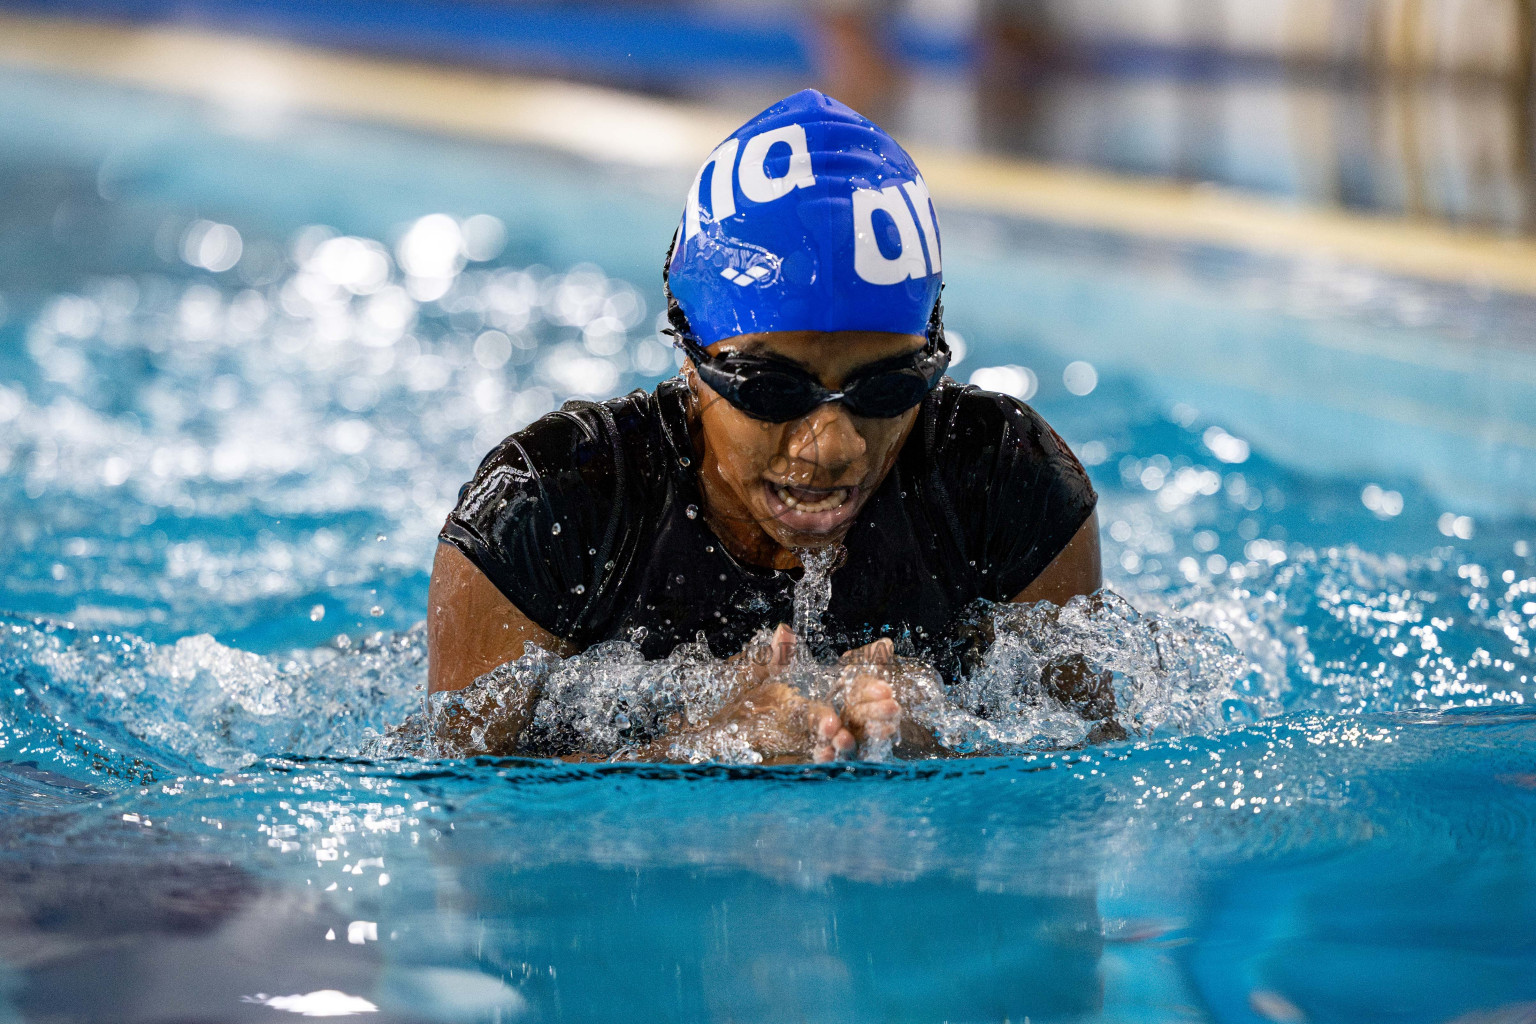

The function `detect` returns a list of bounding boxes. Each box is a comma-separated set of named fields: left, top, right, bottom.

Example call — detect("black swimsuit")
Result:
left=442, top=377, right=1095, bottom=673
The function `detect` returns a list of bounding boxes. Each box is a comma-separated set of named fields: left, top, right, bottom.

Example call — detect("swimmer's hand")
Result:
left=647, top=624, right=856, bottom=764
left=834, top=638, right=943, bottom=760
left=734, top=624, right=858, bottom=763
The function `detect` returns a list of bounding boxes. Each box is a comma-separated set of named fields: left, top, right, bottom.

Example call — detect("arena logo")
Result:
left=683, top=123, right=941, bottom=287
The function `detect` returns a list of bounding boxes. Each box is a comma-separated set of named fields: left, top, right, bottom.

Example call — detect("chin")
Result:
left=767, top=523, right=854, bottom=549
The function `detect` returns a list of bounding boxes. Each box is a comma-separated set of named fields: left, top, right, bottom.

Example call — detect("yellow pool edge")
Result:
left=4, top=11, right=1535, bottom=297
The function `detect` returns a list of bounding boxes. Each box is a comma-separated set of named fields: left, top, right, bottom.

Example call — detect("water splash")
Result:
left=781, top=543, right=847, bottom=706
left=789, top=545, right=843, bottom=656
left=930, top=592, right=1253, bottom=755
left=364, top=635, right=756, bottom=762
left=1160, top=544, right=1536, bottom=716
left=0, top=615, right=425, bottom=777
left=360, top=597, right=1247, bottom=765
left=4, top=542, right=1532, bottom=774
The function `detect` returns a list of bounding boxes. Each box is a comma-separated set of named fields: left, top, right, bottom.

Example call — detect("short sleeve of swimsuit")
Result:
left=439, top=399, right=631, bottom=643
left=924, top=384, right=1098, bottom=602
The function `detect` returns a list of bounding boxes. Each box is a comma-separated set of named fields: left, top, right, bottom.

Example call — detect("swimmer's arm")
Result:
left=1010, top=511, right=1123, bottom=740
left=427, top=542, right=578, bottom=695
left=1011, top=510, right=1102, bottom=606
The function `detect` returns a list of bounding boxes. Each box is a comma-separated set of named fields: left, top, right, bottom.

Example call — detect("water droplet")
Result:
left=704, top=545, right=715, bottom=554
left=573, top=584, right=585, bottom=595
left=678, top=456, right=691, bottom=467
left=685, top=504, right=698, bottom=519
left=369, top=605, right=384, bottom=617
left=604, top=560, right=616, bottom=571
left=551, top=522, right=562, bottom=535
left=309, top=604, right=325, bottom=622
left=588, top=547, right=597, bottom=555
left=674, top=574, right=685, bottom=584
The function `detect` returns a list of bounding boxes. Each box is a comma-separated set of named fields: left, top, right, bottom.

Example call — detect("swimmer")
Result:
left=428, top=90, right=1106, bottom=761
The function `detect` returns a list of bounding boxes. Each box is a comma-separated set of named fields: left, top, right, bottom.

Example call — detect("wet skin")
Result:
left=684, top=330, right=929, bottom=572
left=426, top=329, right=1104, bottom=761
left=670, top=330, right=944, bottom=759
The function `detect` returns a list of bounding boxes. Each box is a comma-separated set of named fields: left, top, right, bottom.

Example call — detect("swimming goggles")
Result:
left=668, top=329, right=951, bottom=423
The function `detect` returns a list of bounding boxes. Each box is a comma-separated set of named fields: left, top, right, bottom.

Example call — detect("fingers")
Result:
left=846, top=703, right=900, bottom=742
left=838, top=636, right=893, bottom=667
left=733, top=630, right=918, bottom=763
left=842, top=675, right=901, bottom=744
left=807, top=701, right=856, bottom=763
left=770, top=623, right=797, bottom=670
left=819, top=728, right=856, bottom=762
left=809, top=703, right=839, bottom=762
left=845, top=675, right=895, bottom=708
left=733, top=624, right=798, bottom=688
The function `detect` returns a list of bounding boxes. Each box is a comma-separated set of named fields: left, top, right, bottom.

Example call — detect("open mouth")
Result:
left=763, top=481, right=861, bottom=534
left=772, top=484, right=850, bottom=513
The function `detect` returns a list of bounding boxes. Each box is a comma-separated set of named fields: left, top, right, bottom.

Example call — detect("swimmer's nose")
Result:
left=784, top=404, right=866, bottom=478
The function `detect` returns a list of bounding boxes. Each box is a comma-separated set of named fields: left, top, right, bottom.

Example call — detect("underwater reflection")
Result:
left=436, top=863, right=1104, bottom=1022
left=0, top=832, right=522, bottom=1022
left=398, top=766, right=1113, bottom=1022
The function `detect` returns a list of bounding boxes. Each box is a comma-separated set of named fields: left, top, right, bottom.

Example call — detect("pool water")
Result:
left=2, top=66, right=1535, bottom=1023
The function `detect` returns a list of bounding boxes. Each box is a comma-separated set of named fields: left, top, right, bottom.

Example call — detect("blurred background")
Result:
left=0, top=0, right=1531, bottom=233
left=1, top=0, right=1534, bottom=644
left=2, top=11, right=1535, bottom=1022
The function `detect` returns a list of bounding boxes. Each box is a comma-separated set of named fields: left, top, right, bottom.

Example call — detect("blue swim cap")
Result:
left=666, top=89, right=942, bottom=347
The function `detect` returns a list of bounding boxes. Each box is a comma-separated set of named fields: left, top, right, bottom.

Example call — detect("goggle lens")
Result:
left=678, top=336, right=949, bottom=423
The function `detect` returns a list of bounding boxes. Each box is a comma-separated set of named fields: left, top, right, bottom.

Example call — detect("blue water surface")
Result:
left=1, top=66, right=1535, bottom=1024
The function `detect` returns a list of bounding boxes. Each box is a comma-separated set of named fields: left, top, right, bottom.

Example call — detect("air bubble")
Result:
left=369, top=606, right=384, bottom=617
left=551, top=522, right=562, bottom=535
left=309, top=605, right=325, bottom=622
left=678, top=456, right=691, bottom=467
left=685, top=504, right=698, bottom=519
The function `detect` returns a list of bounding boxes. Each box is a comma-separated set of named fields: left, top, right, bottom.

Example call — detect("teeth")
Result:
left=774, top=485, right=849, bottom=513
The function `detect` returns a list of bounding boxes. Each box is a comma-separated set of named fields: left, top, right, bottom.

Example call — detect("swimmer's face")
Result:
left=687, top=330, right=926, bottom=566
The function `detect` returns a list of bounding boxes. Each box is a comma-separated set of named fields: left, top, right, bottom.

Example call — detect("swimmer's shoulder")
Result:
left=448, top=380, right=678, bottom=528
left=443, top=384, right=681, bottom=646
left=916, top=380, right=1096, bottom=596
left=470, top=380, right=681, bottom=498
left=921, top=377, right=1086, bottom=479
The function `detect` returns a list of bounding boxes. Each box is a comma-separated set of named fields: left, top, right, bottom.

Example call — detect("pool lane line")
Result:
left=3, top=11, right=1535, bottom=299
